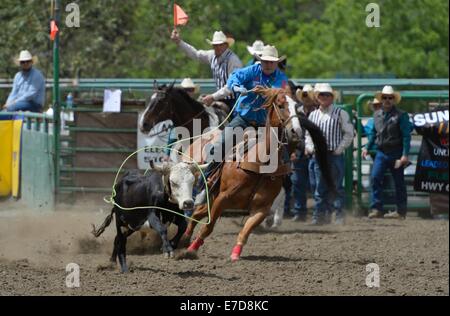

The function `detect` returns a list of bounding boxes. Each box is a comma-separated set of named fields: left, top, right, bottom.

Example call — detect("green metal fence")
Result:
left=1, top=78, right=448, bottom=211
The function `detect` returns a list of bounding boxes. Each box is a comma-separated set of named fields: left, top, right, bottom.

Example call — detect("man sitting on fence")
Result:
left=2, top=50, right=45, bottom=113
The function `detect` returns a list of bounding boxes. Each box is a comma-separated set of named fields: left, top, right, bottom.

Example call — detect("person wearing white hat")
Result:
left=363, top=86, right=412, bottom=220
left=245, top=40, right=265, bottom=67
left=193, top=45, right=289, bottom=206
left=2, top=50, right=45, bottom=112
left=178, top=78, right=200, bottom=98
left=170, top=29, right=243, bottom=108
left=305, top=83, right=354, bottom=225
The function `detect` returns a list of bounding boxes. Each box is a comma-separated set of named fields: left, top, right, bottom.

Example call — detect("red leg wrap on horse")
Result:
left=231, top=244, right=243, bottom=257
left=187, top=237, right=204, bottom=252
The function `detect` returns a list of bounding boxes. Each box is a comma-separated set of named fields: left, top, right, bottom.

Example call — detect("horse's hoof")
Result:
left=169, top=251, right=174, bottom=258
left=230, top=254, right=240, bottom=262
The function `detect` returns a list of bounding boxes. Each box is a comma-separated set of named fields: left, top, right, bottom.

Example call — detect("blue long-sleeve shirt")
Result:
left=7, top=67, right=46, bottom=106
left=366, top=110, right=412, bottom=156
left=227, top=63, right=288, bottom=126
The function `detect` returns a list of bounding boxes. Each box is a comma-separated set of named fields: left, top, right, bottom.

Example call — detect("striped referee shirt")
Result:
left=306, top=105, right=354, bottom=155
left=177, top=41, right=242, bottom=99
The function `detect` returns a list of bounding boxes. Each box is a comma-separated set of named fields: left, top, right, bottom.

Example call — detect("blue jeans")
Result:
left=6, top=100, right=42, bottom=112
left=370, top=150, right=407, bottom=215
left=311, top=153, right=345, bottom=221
left=290, top=157, right=310, bottom=216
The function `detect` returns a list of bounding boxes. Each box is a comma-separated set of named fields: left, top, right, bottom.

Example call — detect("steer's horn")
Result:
left=150, top=161, right=172, bottom=174
left=188, top=162, right=209, bottom=173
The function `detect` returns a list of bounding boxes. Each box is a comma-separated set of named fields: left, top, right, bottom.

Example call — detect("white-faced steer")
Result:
left=92, top=161, right=206, bottom=273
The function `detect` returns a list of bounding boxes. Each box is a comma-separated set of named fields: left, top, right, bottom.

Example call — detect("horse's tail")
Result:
left=299, top=116, right=335, bottom=192
left=91, top=208, right=115, bottom=238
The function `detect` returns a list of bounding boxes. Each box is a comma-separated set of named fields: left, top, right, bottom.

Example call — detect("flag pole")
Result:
left=52, top=0, right=61, bottom=194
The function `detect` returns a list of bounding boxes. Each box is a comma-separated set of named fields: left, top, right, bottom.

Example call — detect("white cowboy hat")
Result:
left=206, top=31, right=235, bottom=46
left=296, top=84, right=315, bottom=102
left=178, top=78, right=199, bottom=93
left=375, top=85, right=401, bottom=104
left=314, top=83, right=339, bottom=100
left=367, top=97, right=382, bottom=109
left=14, top=50, right=38, bottom=65
left=247, top=40, right=265, bottom=56
left=254, top=45, right=286, bottom=63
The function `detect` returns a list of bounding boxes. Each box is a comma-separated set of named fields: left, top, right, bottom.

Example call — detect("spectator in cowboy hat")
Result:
left=363, top=98, right=382, bottom=141
left=170, top=29, right=243, bottom=108
left=363, top=86, right=412, bottom=220
left=178, top=78, right=200, bottom=98
left=2, top=50, right=45, bottom=113
left=305, top=83, right=354, bottom=225
left=245, top=40, right=265, bottom=66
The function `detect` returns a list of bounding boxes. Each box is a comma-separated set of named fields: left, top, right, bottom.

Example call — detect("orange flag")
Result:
left=174, top=3, right=188, bottom=26
left=50, top=20, right=59, bottom=41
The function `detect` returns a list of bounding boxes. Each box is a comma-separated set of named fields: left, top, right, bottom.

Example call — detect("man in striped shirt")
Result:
left=171, top=30, right=243, bottom=109
left=305, top=83, right=354, bottom=225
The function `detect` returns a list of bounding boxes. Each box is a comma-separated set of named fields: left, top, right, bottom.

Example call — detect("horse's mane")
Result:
left=166, top=86, right=205, bottom=112
left=253, top=87, right=284, bottom=110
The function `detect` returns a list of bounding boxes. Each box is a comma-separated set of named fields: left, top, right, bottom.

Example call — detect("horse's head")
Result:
left=254, top=87, right=289, bottom=126
left=139, top=83, right=176, bottom=134
left=255, top=87, right=302, bottom=145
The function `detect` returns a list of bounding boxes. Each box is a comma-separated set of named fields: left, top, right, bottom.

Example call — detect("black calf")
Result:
left=92, top=170, right=187, bottom=273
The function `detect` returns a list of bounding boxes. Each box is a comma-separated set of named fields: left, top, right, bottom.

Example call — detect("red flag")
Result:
left=50, top=20, right=59, bottom=41
left=174, top=4, right=188, bottom=26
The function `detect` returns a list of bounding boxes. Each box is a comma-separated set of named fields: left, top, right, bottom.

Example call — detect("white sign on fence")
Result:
left=103, top=89, right=122, bottom=113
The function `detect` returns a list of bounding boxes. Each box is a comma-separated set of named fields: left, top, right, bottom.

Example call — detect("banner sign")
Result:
left=413, top=110, right=449, bottom=193
left=137, top=115, right=173, bottom=170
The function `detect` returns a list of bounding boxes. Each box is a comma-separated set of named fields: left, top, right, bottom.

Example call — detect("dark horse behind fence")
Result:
left=139, top=81, right=229, bottom=139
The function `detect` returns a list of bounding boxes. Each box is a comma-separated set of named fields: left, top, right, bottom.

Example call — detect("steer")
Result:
left=92, top=161, right=206, bottom=273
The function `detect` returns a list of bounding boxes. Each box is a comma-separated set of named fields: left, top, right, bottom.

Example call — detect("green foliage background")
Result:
left=0, top=0, right=448, bottom=79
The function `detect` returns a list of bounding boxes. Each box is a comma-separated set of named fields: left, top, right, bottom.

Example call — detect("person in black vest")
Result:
left=363, top=86, right=412, bottom=219
left=305, top=83, right=354, bottom=225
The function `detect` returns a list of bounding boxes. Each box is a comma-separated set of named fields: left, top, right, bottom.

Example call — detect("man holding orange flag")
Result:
left=171, top=5, right=242, bottom=109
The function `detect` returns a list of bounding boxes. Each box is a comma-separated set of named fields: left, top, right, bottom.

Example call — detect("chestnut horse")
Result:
left=181, top=87, right=332, bottom=261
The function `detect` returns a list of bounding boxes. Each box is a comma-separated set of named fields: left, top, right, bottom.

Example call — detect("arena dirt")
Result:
left=0, top=200, right=448, bottom=296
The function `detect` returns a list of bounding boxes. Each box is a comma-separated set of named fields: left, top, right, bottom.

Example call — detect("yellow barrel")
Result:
left=0, top=119, right=13, bottom=197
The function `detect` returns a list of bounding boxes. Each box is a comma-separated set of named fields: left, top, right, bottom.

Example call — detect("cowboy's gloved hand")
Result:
left=201, top=95, right=215, bottom=106
left=171, top=29, right=181, bottom=44
left=233, top=86, right=248, bottom=96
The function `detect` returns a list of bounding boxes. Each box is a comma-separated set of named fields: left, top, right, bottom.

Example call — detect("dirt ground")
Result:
left=0, top=199, right=448, bottom=296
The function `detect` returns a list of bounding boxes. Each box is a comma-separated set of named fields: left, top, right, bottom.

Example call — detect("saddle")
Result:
left=234, top=138, right=291, bottom=177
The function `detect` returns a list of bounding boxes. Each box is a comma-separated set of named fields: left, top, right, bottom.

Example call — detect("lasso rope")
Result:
left=103, top=88, right=260, bottom=224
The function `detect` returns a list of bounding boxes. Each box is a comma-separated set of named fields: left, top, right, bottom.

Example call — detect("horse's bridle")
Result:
left=269, top=101, right=291, bottom=147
